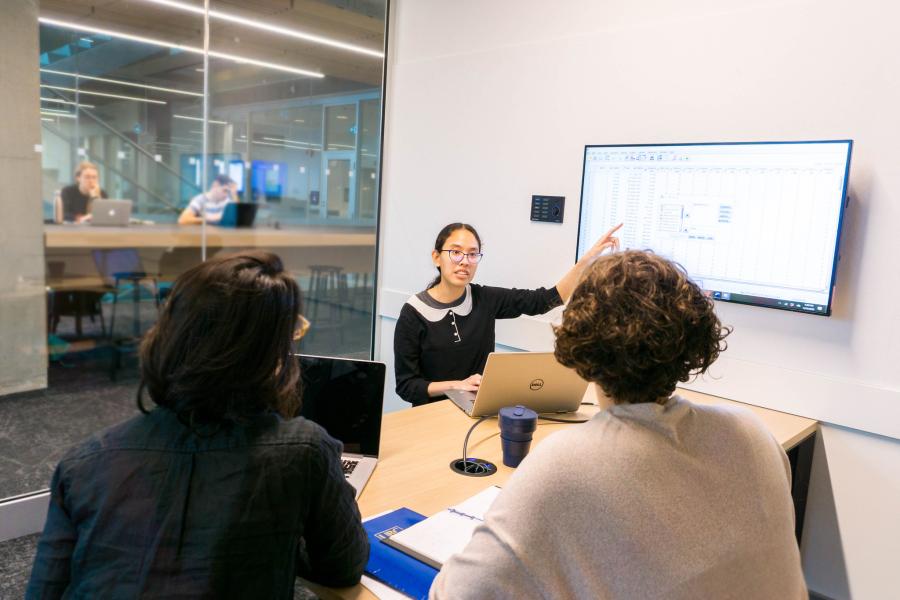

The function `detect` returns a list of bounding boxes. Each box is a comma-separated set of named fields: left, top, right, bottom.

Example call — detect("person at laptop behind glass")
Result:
left=178, top=173, right=237, bottom=225
left=27, top=251, right=368, bottom=599
left=431, top=251, right=806, bottom=600
left=393, top=221, right=622, bottom=406
left=56, top=161, right=107, bottom=223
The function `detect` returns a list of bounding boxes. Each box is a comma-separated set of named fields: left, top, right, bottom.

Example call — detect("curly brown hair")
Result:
left=554, top=250, right=731, bottom=405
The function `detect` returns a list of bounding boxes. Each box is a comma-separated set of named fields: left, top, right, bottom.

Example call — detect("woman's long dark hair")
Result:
left=427, top=223, right=482, bottom=289
left=138, top=251, right=303, bottom=426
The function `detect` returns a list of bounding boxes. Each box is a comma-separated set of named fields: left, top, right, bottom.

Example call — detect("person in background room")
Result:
left=178, top=173, right=238, bottom=224
left=57, top=161, right=107, bottom=223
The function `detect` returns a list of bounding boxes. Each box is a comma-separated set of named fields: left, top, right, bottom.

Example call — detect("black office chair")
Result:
left=46, top=260, right=108, bottom=339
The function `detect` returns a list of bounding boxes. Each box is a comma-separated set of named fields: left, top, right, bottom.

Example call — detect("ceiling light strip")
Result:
left=252, top=140, right=320, bottom=152
left=173, top=114, right=228, bottom=125
left=41, top=97, right=96, bottom=108
left=40, top=84, right=167, bottom=105
left=39, top=17, right=325, bottom=78
left=40, top=68, right=203, bottom=97
left=142, top=0, right=383, bottom=58
left=40, top=111, right=76, bottom=119
left=262, top=135, right=320, bottom=148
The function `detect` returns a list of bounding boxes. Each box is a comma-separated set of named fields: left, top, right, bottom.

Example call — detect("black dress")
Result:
left=393, top=283, right=562, bottom=406
left=59, top=184, right=107, bottom=221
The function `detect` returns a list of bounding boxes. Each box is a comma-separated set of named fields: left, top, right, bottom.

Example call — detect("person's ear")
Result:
left=432, top=249, right=441, bottom=267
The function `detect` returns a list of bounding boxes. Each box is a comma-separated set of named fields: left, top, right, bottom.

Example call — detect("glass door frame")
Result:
left=321, top=150, right=356, bottom=220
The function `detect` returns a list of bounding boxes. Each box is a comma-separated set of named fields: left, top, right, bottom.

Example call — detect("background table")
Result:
left=44, top=224, right=375, bottom=249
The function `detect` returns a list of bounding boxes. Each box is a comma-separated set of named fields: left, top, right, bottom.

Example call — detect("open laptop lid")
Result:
left=295, top=354, right=385, bottom=457
left=90, top=199, right=132, bottom=226
left=470, top=352, right=587, bottom=417
left=219, top=203, right=258, bottom=227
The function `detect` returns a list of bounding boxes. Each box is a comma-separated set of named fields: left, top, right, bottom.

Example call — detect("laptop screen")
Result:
left=296, top=354, right=385, bottom=456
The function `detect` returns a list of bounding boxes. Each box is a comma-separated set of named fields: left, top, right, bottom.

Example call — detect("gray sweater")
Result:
left=430, top=395, right=807, bottom=599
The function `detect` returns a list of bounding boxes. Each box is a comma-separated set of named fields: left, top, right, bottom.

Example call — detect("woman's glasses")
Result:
left=441, top=249, right=484, bottom=264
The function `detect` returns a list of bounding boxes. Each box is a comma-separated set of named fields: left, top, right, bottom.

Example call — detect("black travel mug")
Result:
left=499, top=405, right=538, bottom=467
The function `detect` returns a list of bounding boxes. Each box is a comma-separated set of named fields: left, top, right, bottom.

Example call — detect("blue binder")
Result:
left=364, top=508, right=439, bottom=599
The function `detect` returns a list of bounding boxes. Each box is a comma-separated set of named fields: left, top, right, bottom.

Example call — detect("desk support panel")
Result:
left=788, top=432, right=816, bottom=543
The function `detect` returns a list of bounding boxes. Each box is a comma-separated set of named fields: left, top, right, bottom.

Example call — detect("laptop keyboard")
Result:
left=342, top=459, right=359, bottom=477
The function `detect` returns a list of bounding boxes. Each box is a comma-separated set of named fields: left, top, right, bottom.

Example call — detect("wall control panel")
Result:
left=531, top=195, right=565, bottom=223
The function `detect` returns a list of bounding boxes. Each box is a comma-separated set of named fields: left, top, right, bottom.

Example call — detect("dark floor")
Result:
left=0, top=356, right=141, bottom=499
left=0, top=533, right=40, bottom=598
left=0, top=532, right=319, bottom=599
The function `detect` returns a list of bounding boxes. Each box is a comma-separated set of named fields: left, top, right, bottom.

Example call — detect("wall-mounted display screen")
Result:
left=577, top=141, right=852, bottom=315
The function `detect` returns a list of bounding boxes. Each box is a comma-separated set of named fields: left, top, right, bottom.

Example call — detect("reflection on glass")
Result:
left=207, top=0, right=385, bottom=360
left=12, top=4, right=206, bottom=501
left=358, top=99, right=382, bottom=220
left=1, top=0, right=384, bottom=501
left=325, top=158, right=352, bottom=219
left=326, top=104, right=357, bottom=151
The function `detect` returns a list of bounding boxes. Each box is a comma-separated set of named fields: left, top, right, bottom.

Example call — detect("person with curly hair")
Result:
left=431, top=250, right=807, bottom=600
left=27, top=251, right=368, bottom=599
left=393, top=221, right=622, bottom=406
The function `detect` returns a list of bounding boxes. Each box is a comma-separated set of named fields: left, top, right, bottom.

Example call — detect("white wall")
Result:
left=377, top=1, right=900, bottom=597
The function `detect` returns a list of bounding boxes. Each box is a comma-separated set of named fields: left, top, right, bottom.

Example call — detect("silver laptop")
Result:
left=446, top=352, right=587, bottom=418
left=296, top=354, right=385, bottom=499
left=90, top=199, right=132, bottom=226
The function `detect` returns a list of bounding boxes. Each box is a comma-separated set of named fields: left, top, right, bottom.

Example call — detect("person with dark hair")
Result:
left=431, top=250, right=807, bottom=599
left=27, top=251, right=368, bottom=599
left=393, top=221, right=622, bottom=406
left=178, top=173, right=238, bottom=224
left=56, top=161, right=107, bottom=223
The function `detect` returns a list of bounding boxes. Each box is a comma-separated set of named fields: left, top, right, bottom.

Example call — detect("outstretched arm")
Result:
left=555, top=223, right=622, bottom=302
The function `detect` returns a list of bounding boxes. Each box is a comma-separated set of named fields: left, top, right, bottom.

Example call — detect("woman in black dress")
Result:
left=393, top=221, right=622, bottom=406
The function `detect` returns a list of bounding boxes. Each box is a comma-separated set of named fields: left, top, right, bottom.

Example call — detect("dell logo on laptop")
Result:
left=529, top=379, right=544, bottom=391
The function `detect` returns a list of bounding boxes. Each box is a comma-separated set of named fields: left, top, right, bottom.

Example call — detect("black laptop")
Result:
left=218, top=203, right=258, bottom=227
left=296, top=354, right=385, bottom=499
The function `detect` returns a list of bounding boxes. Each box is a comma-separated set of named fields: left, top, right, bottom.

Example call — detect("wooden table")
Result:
left=313, top=389, right=818, bottom=599
left=43, top=225, right=379, bottom=291
left=44, top=224, right=376, bottom=249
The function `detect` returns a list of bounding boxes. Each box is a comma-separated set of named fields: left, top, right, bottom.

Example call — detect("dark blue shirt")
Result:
left=26, top=407, right=368, bottom=599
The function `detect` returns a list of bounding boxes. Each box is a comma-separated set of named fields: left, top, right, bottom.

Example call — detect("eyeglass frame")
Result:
left=439, top=249, right=484, bottom=264
left=293, top=314, right=311, bottom=341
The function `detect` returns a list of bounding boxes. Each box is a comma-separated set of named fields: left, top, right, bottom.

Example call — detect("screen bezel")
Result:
left=575, top=140, right=853, bottom=316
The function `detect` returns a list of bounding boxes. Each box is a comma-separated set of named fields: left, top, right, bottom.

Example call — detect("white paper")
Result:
left=361, top=575, right=411, bottom=600
left=387, top=485, right=501, bottom=567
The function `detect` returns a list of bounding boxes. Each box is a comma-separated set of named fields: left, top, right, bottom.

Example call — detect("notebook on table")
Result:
left=363, top=508, right=438, bottom=599
left=445, top=352, right=587, bottom=417
left=296, top=354, right=385, bottom=499
left=382, top=485, right=502, bottom=569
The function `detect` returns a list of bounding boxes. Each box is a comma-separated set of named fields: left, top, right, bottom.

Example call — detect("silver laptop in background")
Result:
left=296, top=354, right=385, bottom=499
left=90, top=199, right=132, bottom=226
left=446, top=352, right=588, bottom=418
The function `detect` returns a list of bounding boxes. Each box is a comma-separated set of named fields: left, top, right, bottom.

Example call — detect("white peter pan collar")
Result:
left=405, top=284, right=473, bottom=322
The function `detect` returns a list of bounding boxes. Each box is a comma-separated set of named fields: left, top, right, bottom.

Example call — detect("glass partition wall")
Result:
left=1, top=0, right=385, bottom=508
